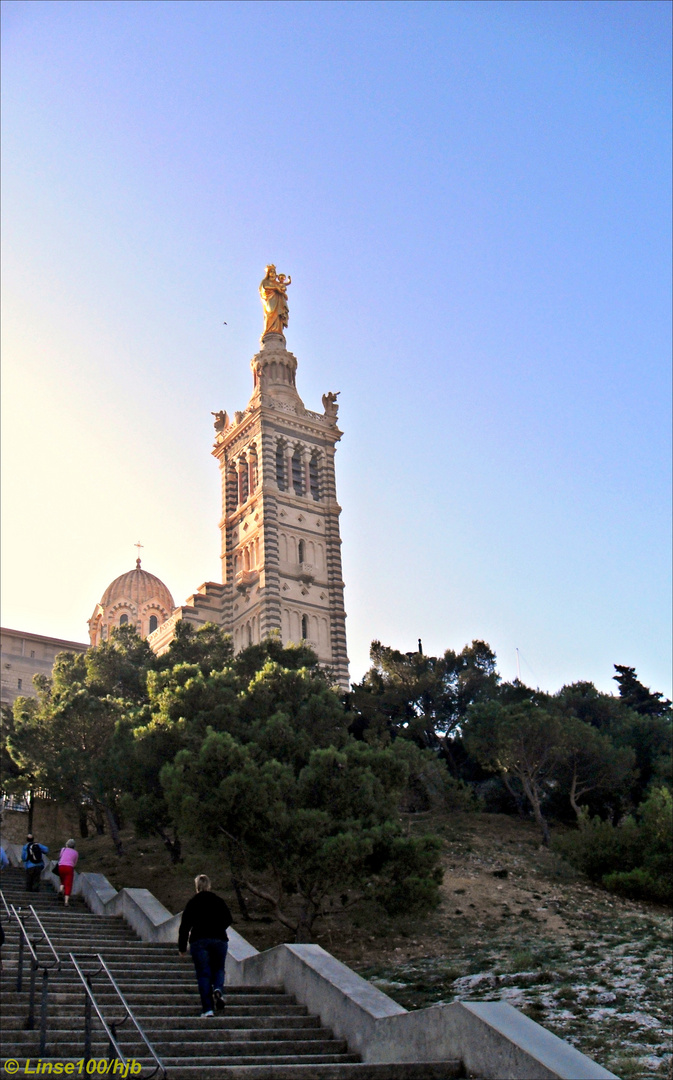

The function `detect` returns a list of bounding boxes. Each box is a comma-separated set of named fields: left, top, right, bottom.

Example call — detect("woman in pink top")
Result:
left=57, top=839, right=78, bottom=905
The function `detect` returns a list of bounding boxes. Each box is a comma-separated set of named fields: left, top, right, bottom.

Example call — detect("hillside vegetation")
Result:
left=2, top=623, right=671, bottom=1077
left=2, top=803, right=670, bottom=1080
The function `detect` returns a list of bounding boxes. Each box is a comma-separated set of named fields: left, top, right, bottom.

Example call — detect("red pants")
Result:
left=58, top=865, right=74, bottom=896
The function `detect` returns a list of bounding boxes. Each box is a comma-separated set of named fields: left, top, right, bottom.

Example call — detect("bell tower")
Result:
left=210, top=269, right=349, bottom=689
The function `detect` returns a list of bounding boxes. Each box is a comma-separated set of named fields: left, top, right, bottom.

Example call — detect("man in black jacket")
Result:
left=178, top=874, right=233, bottom=1017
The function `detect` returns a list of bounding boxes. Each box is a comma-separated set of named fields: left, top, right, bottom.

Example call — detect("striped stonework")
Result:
left=209, top=332, right=349, bottom=690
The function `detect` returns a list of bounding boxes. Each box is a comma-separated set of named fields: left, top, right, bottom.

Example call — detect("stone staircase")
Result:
left=0, top=868, right=465, bottom=1078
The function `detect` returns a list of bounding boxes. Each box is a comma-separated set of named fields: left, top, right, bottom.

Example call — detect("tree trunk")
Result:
left=104, top=804, right=123, bottom=855
left=231, top=876, right=250, bottom=920
left=569, top=771, right=582, bottom=822
left=241, top=878, right=296, bottom=934
left=502, top=774, right=527, bottom=819
left=521, top=775, right=550, bottom=845
left=76, top=803, right=89, bottom=838
left=27, top=789, right=35, bottom=832
left=294, top=902, right=314, bottom=943
left=157, top=827, right=182, bottom=864
left=94, top=805, right=106, bottom=835
left=569, top=770, right=593, bottom=824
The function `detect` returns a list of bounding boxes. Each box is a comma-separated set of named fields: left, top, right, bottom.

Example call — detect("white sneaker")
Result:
left=200, top=1010, right=214, bottom=1017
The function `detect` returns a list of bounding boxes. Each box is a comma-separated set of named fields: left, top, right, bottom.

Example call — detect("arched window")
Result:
left=239, top=459, right=249, bottom=503
left=248, top=623, right=253, bottom=646
left=119, top=614, right=129, bottom=626
left=309, top=454, right=320, bottom=500
left=298, top=539, right=305, bottom=564
left=292, top=448, right=303, bottom=496
left=149, top=615, right=158, bottom=633
left=276, top=443, right=286, bottom=490
left=301, top=614, right=308, bottom=640
left=227, top=467, right=238, bottom=513
left=249, top=448, right=258, bottom=492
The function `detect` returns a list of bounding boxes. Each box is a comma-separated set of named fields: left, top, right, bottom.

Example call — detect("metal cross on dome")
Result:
left=134, top=540, right=144, bottom=568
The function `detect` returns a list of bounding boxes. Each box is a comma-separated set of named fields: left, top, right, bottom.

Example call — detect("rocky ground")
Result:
left=3, top=805, right=671, bottom=1079
left=355, top=814, right=673, bottom=1080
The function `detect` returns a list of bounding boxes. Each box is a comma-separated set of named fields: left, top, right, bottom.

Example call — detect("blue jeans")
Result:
left=190, top=938, right=227, bottom=1013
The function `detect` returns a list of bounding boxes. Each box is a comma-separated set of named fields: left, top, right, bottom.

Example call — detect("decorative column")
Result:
left=286, top=445, right=294, bottom=495
left=302, top=446, right=311, bottom=499
left=248, top=449, right=256, bottom=495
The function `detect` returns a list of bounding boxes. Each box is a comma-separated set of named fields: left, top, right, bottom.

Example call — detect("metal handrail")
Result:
left=10, top=903, right=55, bottom=1054
left=28, top=904, right=61, bottom=968
left=10, top=903, right=40, bottom=970
left=69, top=953, right=128, bottom=1068
left=0, top=887, right=12, bottom=922
left=70, top=952, right=167, bottom=1079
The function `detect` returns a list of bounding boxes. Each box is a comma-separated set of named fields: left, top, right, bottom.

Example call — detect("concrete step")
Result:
left=2, top=1007, right=323, bottom=1028
left=165, top=1054, right=363, bottom=1066
left=3, top=996, right=306, bottom=1014
left=0, top=1064, right=465, bottom=1080
left=19, top=991, right=308, bottom=1011
left=1, top=913, right=133, bottom=926
left=1, top=933, right=142, bottom=947
left=2, top=1026, right=346, bottom=1050
left=4, top=924, right=128, bottom=935
left=1, top=1036, right=354, bottom=1061
left=151, top=1039, right=352, bottom=1055
left=1, top=1017, right=328, bottom=1038
left=3, top=969, right=197, bottom=983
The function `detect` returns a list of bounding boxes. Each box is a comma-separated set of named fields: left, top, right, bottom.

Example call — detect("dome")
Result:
left=88, top=558, right=176, bottom=647
left=99, top=559, right=175, bottom=612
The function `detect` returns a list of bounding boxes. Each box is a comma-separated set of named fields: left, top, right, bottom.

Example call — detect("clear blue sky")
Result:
left=2, top=0, right=671, bottom=696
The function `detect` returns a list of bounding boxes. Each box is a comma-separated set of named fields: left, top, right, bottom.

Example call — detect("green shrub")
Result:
left=603, top=866, right=672, bottom=904
left=443, top=774, right=482, bottom=812
left=553, top=813, right=640, bottom=882
left=554, top=787, right=672, bottom=904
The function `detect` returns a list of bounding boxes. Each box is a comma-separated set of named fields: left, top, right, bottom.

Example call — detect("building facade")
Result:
left=0, top=628, right=88, bottom=706
left=215, top=332, right=348, bottom=687
left=149, top=292, right=349, bottom=689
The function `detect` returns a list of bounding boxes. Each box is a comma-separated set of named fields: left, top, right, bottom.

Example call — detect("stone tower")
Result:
left=210, top=325, right=349, bottom=690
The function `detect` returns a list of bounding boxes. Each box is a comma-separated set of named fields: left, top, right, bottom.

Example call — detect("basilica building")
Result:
left=146, top=267, right=350, bottom=690
left=2, top=271, right=349, bottom=697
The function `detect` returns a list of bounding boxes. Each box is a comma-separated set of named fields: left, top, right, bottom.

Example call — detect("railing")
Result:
left=0, top=788, right=54, bottom=807
left=70, top=952, right=167, bottom=1079
left=0, top=793, right=30, bottom=812
left=10, top=903, right=61, bottom=1054
left=0, top=887, right=12, bottom=922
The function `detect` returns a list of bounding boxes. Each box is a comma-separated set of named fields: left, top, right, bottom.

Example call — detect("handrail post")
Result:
left=17, top=924, right=24, bottom=992
left=84, top=976, right=92, bottom=1064
left=39, top=967, right=49, bottom=1055
left=27, top=956, right=37, bottom=1030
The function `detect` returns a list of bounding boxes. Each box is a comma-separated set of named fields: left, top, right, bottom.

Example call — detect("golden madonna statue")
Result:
left=259, top=265, right=291, bottom=338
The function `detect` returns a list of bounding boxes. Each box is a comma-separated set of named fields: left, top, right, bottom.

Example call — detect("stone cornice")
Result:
left=213, top=402, right=342, bottom=459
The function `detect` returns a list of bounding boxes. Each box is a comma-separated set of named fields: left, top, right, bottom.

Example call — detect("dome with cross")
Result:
left=88, top=553, right=175, bottom=647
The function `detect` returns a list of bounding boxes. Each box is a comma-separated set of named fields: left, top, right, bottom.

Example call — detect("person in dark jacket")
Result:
left=22, top=834, right=49, bottom=892
left=178, top=874, right=233, bottom=1017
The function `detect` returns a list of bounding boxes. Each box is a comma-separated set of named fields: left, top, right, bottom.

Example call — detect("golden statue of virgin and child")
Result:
left=259, top=265, right=291, bottom=338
